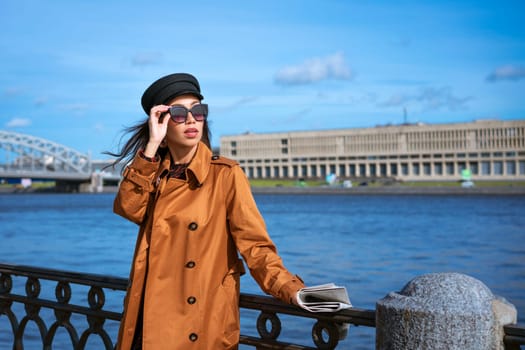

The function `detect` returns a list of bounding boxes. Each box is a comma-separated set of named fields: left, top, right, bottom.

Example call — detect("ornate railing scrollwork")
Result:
left=1, top=263, right=378, bottom=349
left=0, top=264, right=126, bottom=349
left=256, top=311, right=282, bottom=340
left=1, top=263, right=524, bottom=349
left=312, top=320, right=342, bottom=349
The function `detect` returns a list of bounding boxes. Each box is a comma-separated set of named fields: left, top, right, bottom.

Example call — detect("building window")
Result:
left=281, top=138, right=288, bottom=145
left=401, top=163, right=409, bottom=175
left=339, top=164, right=346, bottom=177
left=481, top=161, right=490, bottom=175
left=256, top=167, right=262, bottom=178
left=423, top=163, right=431, bottom=175
left=390, top=163, right=398, bottom=176
left=506, top=161, right=516, bottom=175
left=310, top=165, right=318, bottom=177
left=349, top=164, right=356, bottom=176
left=494, top=161, right=503, bottom=175
left=470, top=162, right=478, bottom=175
left=248, top=167, right=254, bottom=178
left=380, top=163, right=387, bottom=176
left=412, top=163, right=420, bottom=175
left=273, top=166, right=280, bottom=177
left=265, top=166, right=271, bottom=177
left=519, top=161, right=525, bottom=175
left=230, top=141, right=237, bottom=147
left=434, top=163, right=443, bottom=175
left=231, top=150, right=237, bottom=156
left=301, top=165, right=307, bottom=177
left=369, top=164, right=377, bottom=176
left=293, top=166, right=298, bottom=177
left=446, top=162, right=454, bottom=175
left=282, top=148, right=288, bottom=154
left=359, top=164, right=366, bottom=177
left=320, top=165, right=327, bottom=177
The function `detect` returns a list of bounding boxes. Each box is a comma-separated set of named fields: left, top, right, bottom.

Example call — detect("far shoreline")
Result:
left=250, top=185, right=525, bottom=195
left=2, top=185, right=525, bottom=196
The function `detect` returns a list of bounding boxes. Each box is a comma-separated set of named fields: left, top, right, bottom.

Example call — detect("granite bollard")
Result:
left=376, top=272, right=517, bottom=350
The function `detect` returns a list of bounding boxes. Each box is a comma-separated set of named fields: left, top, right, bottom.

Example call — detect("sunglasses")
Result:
left=165, top=104, right=208, bottom=123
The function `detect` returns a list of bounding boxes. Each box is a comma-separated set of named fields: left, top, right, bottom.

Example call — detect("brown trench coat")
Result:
left=114, top=142, right=304, bottom=349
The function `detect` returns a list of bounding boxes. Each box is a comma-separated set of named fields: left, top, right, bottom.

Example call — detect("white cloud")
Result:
left=58, top=104, right=90, bottom=112
left=34, top=97, right=48, bottom=107
left=213, top=96, right=258, bottom=113
left=3, top=87, right=23, bottom=97
left=379, top=87, right=471, bottom=112
left=6, top=118, right=32, bottom=127
left=93, top=122, right=105, bottom=132
left=486, top=65, right=525, bottom=82
left=131, top=52, right=163, bottom=67
left=274, top=52, right=353, bottom=85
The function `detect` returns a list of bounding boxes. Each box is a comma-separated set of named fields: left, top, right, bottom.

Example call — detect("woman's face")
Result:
left=165, top=94, right=205, bottom=150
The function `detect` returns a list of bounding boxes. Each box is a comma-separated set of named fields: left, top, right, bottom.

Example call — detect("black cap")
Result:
left=141, top=73, right=204, bottom=114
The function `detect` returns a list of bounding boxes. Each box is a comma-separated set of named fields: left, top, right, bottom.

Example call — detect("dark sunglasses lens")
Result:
left=190, top=104, right=208, bottom=121
left=169, top=107, right=187, bottom=123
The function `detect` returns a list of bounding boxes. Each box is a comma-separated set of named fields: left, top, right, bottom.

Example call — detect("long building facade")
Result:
left=219, top=120, right=525, bottom=181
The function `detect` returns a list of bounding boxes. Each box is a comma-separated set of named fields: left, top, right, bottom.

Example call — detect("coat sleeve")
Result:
left=113, top=153, right=160, bottom=225
left=225, top=166, right=305, bottom=304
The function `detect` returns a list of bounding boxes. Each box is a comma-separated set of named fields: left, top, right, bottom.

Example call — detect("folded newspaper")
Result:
left=297, top=283, right=352, bottom=313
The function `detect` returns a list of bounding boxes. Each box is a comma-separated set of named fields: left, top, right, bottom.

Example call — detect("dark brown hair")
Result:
left=104, top=118, right=211, bottom=171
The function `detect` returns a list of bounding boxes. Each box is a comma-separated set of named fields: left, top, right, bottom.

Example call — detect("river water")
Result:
left=0, top=192, right=524, bottom=349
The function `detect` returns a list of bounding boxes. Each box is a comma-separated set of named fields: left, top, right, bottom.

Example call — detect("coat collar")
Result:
left=159, top=142, right=211, bottom=187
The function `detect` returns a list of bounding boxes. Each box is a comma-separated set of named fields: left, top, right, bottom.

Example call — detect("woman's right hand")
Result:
left=144, top=105, right=170, bottom=157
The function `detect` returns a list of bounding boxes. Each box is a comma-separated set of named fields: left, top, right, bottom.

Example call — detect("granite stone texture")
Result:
left=376, top=272, right=517, bottom=350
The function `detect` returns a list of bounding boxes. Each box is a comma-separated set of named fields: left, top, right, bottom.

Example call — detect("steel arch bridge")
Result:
left=0, top=130, right=92, bottom=180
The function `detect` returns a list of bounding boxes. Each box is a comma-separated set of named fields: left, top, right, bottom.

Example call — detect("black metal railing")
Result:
left=0, top=263, right=374, bottom=349
left=0, top=263, right=524, bottom=349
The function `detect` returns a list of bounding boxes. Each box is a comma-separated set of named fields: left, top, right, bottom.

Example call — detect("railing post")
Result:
left=375, top=272, right=517, bottom=350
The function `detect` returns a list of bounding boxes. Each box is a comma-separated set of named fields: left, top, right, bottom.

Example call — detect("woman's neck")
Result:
left=168, top=143, right=198, bottom=164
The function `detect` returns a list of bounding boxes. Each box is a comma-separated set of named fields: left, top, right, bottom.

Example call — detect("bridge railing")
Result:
left=0, top=263, right=523, bottom=349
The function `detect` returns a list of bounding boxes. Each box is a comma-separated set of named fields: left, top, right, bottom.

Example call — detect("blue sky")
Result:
left=1, top=0, right=524, bottom=158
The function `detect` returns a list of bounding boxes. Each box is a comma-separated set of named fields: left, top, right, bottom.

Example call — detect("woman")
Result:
left=110, top=73, right=305, bottom=349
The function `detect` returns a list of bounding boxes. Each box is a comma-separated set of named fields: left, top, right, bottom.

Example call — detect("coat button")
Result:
left=189, top=333, right=198, bottom=341
left=187, top=296, right=196, bottom=304
left=211, top=155, right=219, bottom=160
left=185, top=261, right=196, bottom=268
left=188, top=222, right=198, bottom=231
